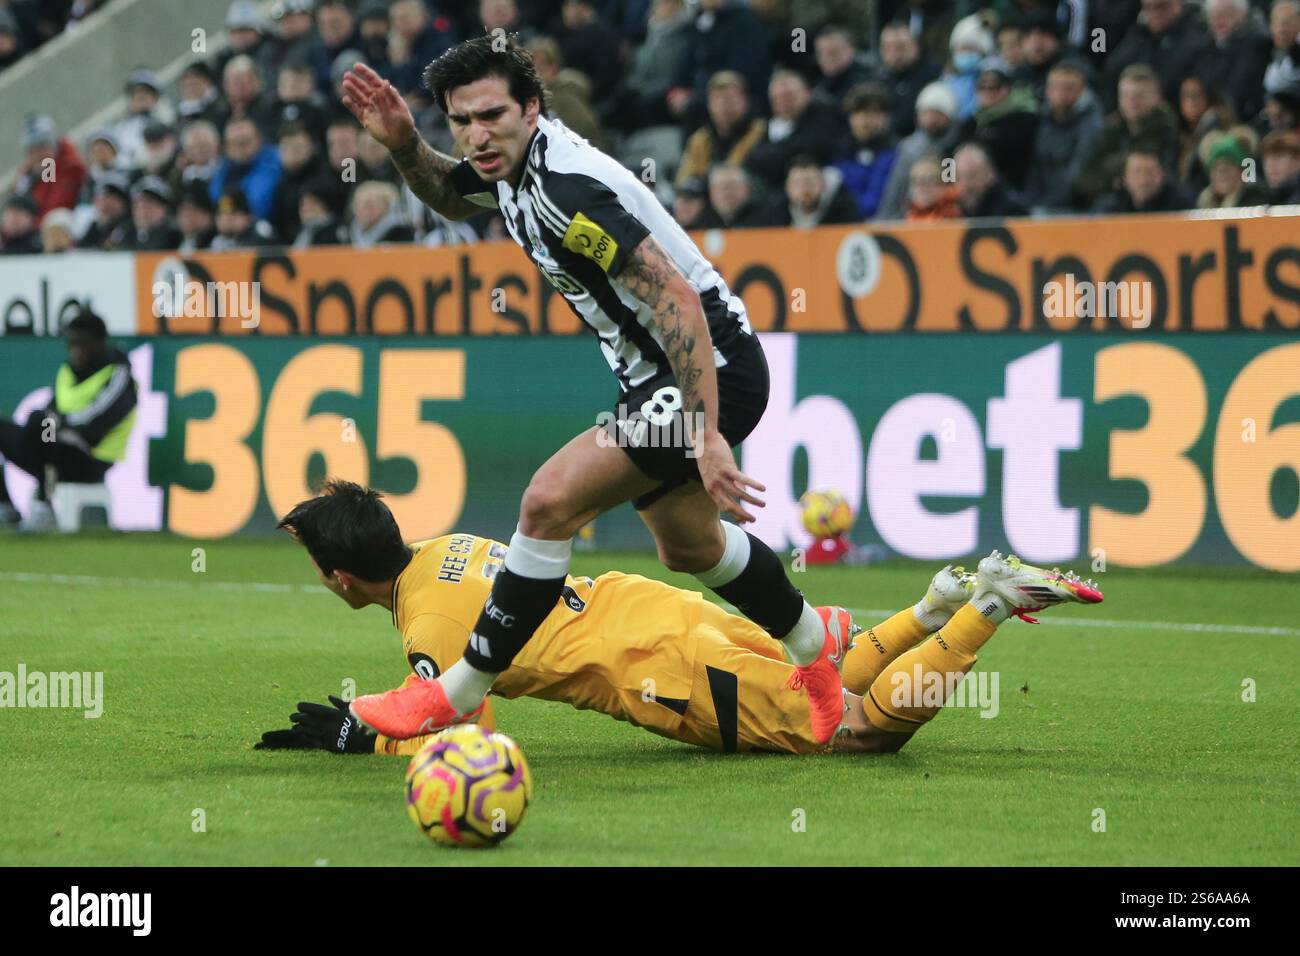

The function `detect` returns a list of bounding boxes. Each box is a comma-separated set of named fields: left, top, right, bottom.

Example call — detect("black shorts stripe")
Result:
left=652, top=694, right=689, bottom=716
left=868, top=688, right=926, bottom=725
left=705, top=665, right=739, bottom=754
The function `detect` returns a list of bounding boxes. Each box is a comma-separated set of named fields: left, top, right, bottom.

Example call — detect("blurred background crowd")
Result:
left=3, top=0, right=1300, bottom=256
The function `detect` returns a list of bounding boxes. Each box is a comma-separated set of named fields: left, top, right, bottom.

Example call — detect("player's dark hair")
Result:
left=65, top=308, right=107, bottom=341
left=422, top=33, right=546, bottom=115
left=277, top=479, right=412, bottom=582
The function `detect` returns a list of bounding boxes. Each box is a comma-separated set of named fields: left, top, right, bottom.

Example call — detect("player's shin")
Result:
left=862, top=604, right=997, bottom=734
left=451, top=529, right=572, bottom=712
left=695, top=521, right=816, bottom=661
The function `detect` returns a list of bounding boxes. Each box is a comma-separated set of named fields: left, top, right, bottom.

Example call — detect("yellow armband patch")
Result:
left=562, top=212, right=618, bottom=272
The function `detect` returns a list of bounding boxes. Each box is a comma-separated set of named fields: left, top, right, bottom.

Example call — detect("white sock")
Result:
left=694, top=521, right=750, bottom=588
left=970, top=591, right=1011, bottom=625
left=781, top=601, right=825, bottom=666
left=911, top=600, right=953, bottom=634
left=441, top=658, right=497, bottom=713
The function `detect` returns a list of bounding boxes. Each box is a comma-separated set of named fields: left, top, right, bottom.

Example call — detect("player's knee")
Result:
left=518, top=476, right=580, bottom=538
left=656, top=540, right=718, bottom=574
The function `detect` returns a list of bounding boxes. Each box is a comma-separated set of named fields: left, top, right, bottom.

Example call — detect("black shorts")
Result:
left=602, top=335, right=770, bottom=510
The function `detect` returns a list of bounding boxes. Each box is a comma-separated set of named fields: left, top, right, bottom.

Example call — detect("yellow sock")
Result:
left=863, top=604, right=997, bottom=734
left=842, top=607, right=930, bottom=695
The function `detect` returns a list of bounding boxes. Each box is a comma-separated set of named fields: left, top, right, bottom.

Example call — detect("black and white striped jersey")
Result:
left=450, top=115, right=754, bottom=392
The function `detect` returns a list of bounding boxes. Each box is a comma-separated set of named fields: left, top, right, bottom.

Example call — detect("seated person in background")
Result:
left=905, top=153, right=962, bottom=220
left=953, top=141, right=1028, bottom=217
left=1093, top=148, right=1193, bottom=214
left=209, top=186, right=278, bottom=250
left=744, top=69, right=843, bottom=189
left=1195, top=129, right=1272, bottom=208
left=696, top=163, right=773, bottom=229
left=1262, top=129, right=1300, bottom=202
left=177, top=182, right=217, bottom=253
left=957, top=58, right=1039, bottom=194
left=0, top=194, right=42, bottom=255
left=768, top=155, right=862, bottom=228
left=0, top=310, right=137, bottom=532
left=675, top=70, right=765, bottom=189
left=293, top=179, right=347, bottom=248
left=671, top=177, right=709, bottom=230
left=123, top=177, right=183, bottom=251
left=348, top=180, right=415, bottom=247
left=832, top=83, right=899, bottom=219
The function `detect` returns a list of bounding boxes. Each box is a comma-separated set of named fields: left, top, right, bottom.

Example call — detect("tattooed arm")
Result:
left=389, top=136, right=482, bottom=222
left=619, top=235, right=765, bottom=522
left=339, top=62, right=482, bottom=221
left=620, top=235, right=719, bottom=439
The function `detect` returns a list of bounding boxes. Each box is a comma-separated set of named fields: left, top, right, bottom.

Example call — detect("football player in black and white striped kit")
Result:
left=340, top=37, right=845, bottom=745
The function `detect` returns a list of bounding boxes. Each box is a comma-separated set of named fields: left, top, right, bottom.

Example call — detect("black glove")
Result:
left=256, top=696, right=377, bottom=754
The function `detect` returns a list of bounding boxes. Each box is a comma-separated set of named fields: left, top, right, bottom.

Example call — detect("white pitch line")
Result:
left=717, top=602, right=1300, bottom=639
left=2, top=570, right=1296, bottom=637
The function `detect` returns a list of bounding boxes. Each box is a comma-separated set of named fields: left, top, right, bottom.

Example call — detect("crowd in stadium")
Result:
left=3, top=0, right=1300, bottom=256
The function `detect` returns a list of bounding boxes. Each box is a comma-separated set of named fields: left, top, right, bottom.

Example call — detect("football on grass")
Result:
left=405, top=725, right=533, bottom=848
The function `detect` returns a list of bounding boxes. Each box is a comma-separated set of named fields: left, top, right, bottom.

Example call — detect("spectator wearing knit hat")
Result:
left=1196, top=129, right=1271, bottom=208
left=211, top=186, right=277, bottom=250
left=1, top=195, right=42, bottom=255
left=1015, top=10, right=1065, bottom=102
left=944, top=13, right=996, bottom=121
left=878, top=80, right=962, bottom=219
left=14, top=116, right=88, bottom=220
left=124, top=177, right=183, bottom=250
left=214, top=0, right=282, bottom=88
left=77, top=174, right=133, bottom=251
left=115, top=68, right=175, bottom=169
left=40, top=208, right=77, bottom=254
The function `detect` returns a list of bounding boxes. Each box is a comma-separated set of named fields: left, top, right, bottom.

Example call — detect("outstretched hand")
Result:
left=340, top=62, right=417, bottom=152
left=697, top=430, right=765, bottom=523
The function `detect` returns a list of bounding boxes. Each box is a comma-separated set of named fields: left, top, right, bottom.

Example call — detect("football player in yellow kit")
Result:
left=257, top=481, right=1103, bottom=757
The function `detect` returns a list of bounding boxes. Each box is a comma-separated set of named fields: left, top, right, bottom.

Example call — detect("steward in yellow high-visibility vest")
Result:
left=0, top=308, right=136, bottom=530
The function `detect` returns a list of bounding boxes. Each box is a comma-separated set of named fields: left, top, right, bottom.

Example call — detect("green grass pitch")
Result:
left=1, top=532, right=1297, bottom=866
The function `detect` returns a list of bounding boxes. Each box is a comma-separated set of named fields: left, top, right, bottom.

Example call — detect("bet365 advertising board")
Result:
left=1, top=333, right=1296, bottom=570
